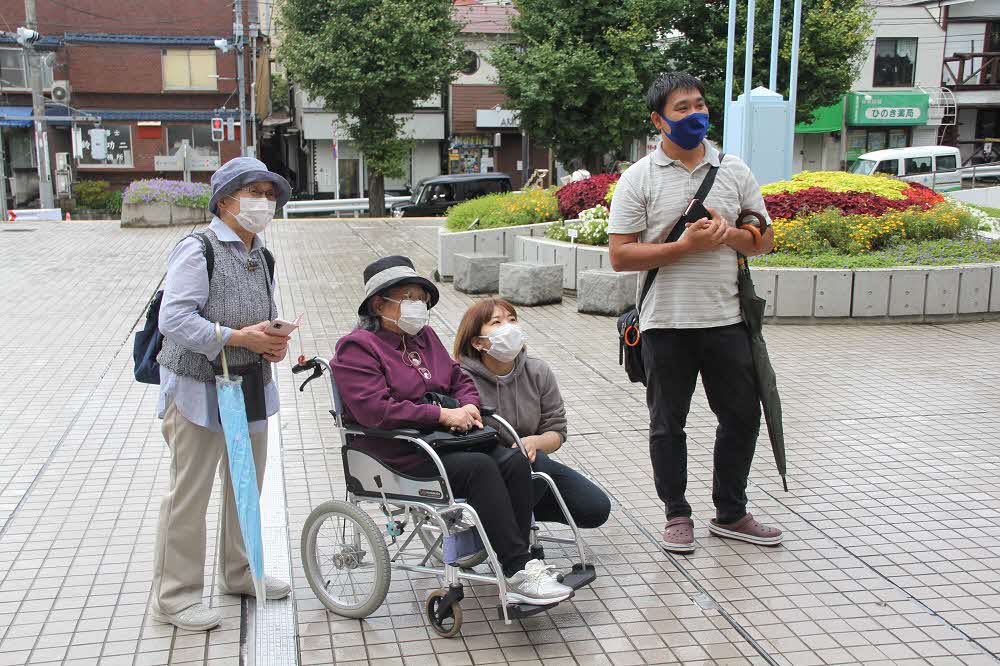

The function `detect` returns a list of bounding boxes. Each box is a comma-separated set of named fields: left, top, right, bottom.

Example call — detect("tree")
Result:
left=662, top=0, right=872, bottom=141
left=491, top=0, right=672, bottom=173
left=278, top=0, right=463, bottom=216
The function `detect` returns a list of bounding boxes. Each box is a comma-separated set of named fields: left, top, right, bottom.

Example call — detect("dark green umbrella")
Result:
left=737, top=254, right=788, bottom=492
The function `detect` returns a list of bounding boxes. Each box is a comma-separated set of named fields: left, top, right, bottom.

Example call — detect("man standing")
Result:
left=607, top=72, right=782, bottom=553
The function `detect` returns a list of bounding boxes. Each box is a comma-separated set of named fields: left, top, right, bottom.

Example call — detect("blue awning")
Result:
left=0, top=107, right=32, bottom=127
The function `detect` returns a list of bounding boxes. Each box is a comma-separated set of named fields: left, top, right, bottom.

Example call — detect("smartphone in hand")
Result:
left=683, top=198, right=711, bottom=224
left=266, top=313, right=303, bottom=336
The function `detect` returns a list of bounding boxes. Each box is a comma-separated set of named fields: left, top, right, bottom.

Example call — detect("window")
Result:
left=935, top=154, right=957, bottom=172
left=904, top=156, right=932, bottom=175
left=77, top=123, right=133, bottom=168
left=0, top=48, right=53, bottom=89
left=874, top=38, right=917, bottom=87
left=459, top=50, right=479, bottom=76
left=162, top=49, right=217, bottom=90
left=166, top=124, right=218, bottom=159
left=875, top=159, right=899, bottom=175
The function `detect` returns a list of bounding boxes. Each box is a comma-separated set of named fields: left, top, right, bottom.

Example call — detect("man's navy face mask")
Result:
left=658, top=111, right=710, bottom=151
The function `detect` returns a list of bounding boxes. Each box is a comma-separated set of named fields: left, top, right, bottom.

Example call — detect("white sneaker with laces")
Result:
left=152, top=603, right=221, bottom=631
left=505, top=559, right=573, bottom=606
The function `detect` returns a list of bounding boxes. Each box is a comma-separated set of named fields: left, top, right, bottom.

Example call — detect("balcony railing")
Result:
left=942, top=52, right=1000, bottom=89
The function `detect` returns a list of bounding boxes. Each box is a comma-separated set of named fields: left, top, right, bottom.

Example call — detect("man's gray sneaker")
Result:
left=152, top=602, right=221, bottom=631
left=219, top=575, right=291, bottom=600
left=505, top=559, right=573, bottom=606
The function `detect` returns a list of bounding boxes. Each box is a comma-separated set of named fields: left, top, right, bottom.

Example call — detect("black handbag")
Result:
left=617, top=155, right=724, bottom=385
left=419, top=392, right=500, bottom=453
left=220, top=362, right=268, bottom=422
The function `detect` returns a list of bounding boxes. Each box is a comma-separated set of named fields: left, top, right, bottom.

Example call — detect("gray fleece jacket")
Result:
left=460, top=350, right=568, bottom=444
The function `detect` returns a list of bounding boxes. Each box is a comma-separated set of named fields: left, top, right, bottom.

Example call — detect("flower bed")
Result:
left=555, top=173, right=620, bottom=219
left=546, top=180, right=615, bottom=246
left=443, top=189, right=559, bottom=232
left=121, top=179, right=212, bottom=228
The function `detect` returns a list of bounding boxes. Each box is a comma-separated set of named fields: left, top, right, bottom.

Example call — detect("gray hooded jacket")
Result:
left=460, top=350, right=567, bottom=444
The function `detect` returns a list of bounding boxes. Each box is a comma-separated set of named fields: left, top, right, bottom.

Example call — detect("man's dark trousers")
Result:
left=641, top=323, right=761, bottom=524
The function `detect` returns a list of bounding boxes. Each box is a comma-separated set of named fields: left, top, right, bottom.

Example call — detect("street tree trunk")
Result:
left=368, top=170, right=386, bottom=218
left=584, top=153, right=603, bottom=174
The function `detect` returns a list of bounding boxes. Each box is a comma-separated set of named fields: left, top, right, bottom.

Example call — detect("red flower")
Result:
left=764, top=183, right=945, bottom=220
left=556, top=173, right=621, bottom=219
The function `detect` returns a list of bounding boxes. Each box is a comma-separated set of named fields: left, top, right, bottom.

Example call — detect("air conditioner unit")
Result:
left=51, top=80, right=71, bottom=103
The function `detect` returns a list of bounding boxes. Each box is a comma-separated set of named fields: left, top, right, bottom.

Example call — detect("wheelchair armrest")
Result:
left=343, top=424, right=423, bottom=440
left=480, top=407, right=496, bottom=417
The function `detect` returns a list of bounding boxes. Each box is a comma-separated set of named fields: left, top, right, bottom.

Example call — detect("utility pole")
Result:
left=24, top=0, right=53, bottom=208
left=234, top=0, right=248, bottom=155
left=520, top=129, right=530, bottom=188
left=249, top=21, right=258, bottom=156
left=0, top=125, right=8, bottom=221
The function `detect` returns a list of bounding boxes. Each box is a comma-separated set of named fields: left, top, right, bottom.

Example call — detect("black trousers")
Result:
left=641, top=323, right=761, bottom=524
left=531, top=451, right=611, bottom=529
left=415, top=446, right=533, bottom=577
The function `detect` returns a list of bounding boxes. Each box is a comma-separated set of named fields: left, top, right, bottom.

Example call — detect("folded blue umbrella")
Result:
left=215, top=325, right=266, bottom=605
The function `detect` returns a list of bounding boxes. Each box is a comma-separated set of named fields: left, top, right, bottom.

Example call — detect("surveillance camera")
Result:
left=213, top=39, right=231, bottom=53
left=15, top=27, right=40, bottom=46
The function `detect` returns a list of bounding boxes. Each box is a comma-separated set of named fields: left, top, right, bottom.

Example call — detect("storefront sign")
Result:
left=846, top=91, right=929, bottom=127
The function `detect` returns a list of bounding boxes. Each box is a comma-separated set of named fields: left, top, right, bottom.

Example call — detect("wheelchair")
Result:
left=291, top=354, right=602, bottom=637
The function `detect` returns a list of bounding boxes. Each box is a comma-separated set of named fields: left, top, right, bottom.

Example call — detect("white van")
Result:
left=849, top=146, right=962, bottom=192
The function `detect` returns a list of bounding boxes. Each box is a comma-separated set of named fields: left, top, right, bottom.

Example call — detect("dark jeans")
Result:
left=641, top=323, right=761, bottom=524
left=415, top=446, right=533, bottom=577
left=531, top=451, right=611, bottom=529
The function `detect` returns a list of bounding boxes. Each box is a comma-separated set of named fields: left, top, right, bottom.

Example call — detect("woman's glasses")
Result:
left=240, top=186, right=277, bottom=201
left=403, top=350, right=432, bottom=381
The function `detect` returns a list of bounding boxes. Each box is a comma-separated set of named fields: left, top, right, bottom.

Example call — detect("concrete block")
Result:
left=889, top=269, right=927, bottom=316
left=813, top=270, right=852, bottom=317
left=576, top=245, right=608, bottom=274
left=438, top=230, right=476, bottom=278
left=774, top=270, right=814, bottom=317
left=170, top=204, right=205, bottom=225
left=852, top=269, right=891, bottom=317
left=474, top=229, right=503, bottom=256
left=749, top=268, right=777, bottom=317
left=577, top=269, right=638, bottom=316
left=121, top=202, right=171, bottom=228
left=958, top=266, right=992, bottom=314
left=454, top=253, right=508, bottom=294
left=515, top=235, right=539, bottom=263
left=499, top=262, right=563, bottom=306
left=992, top=266, right=1000, bottom=313
left=925, top=267, right=960, bottom=315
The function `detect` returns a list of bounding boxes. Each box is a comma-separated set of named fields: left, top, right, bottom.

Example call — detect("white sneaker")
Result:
left=219, top=575, right=291, bottom=600
left=152, top=603, right=221, bottom=631
left=505, top=559, right=573, bottom=606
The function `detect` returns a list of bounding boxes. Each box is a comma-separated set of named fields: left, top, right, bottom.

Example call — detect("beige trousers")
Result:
left=152, top=403, right=267, bottom=613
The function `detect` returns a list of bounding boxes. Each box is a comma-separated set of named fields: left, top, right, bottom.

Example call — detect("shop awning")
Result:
left=846, top=90, right=930, bottom=126
left=0, top=107, right=32, bottom=127
left=795, top=101, right=843, bottom=134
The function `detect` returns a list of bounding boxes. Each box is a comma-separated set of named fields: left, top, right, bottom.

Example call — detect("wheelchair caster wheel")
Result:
left=426, top=588, right=463, bottom=638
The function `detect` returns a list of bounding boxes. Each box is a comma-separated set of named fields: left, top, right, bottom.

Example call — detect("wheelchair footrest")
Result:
left=498, top=600, right=561, bottom=620
left=560, top=563, right=597, bottom=591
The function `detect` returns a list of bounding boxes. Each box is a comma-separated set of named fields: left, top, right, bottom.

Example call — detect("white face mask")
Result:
left=479, top=323, right=525, bottom=363
left=228, top=196, right=276, bottom=234
left=381, top=297, right=428, bottom=336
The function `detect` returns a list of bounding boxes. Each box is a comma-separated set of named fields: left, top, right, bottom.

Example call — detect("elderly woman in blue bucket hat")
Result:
left=151, top=158, right=292, bottom=631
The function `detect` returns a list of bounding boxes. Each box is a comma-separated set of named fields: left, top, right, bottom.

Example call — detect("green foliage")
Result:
left=75, top=180, right=112, bottom=209
left=661, top=0, right=872, bottom=140
left=444, top=189, right=560, bottom=232
left=278, top=0, right=464, bottom=206
left=750, top=238, right=1000, bottom=268
left=490, top=0, right=671, bottom=170
left=105, top=190, right=122, bottom=217
left=545, top=205, right=610, bottom=245
left=271, top=72, right=290, bottom=113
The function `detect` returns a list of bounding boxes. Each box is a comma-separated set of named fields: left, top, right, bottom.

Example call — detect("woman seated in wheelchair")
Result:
left=455, top=298, right=611, bottom=530
left=330, top=256, right=573, bottom=605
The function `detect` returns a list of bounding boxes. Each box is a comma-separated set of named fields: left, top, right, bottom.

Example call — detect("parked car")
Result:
left=849, top=146, right=962, bottom=192
left=391, top=173, right=512, bottom=218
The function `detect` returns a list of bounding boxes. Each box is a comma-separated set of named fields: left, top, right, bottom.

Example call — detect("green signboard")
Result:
left=846, top=91, right=930, bottom=126
left=795, top=101, right=844, bottom=134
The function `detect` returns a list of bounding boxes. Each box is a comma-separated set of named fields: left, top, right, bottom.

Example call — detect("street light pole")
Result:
left=234, top=0, right=248, bottom=155
left=24, top=0, right=53, bottom=208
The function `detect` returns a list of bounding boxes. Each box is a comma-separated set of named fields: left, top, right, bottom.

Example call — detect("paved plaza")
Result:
left=1, top=218, right=999, bottom=666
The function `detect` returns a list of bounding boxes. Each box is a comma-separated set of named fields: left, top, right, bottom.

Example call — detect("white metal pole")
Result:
left=742, top=0, right=756, bottom=165
left=785, top=0, right=803, bottom=178
left=0, top=125, right=8, bottom=221
left=25, top=0, right=53, bottom=208
left=769, top=0, right=781, bottom=90
left=234, top=0, right=248, bottom=155
left=723, top=0, right=737, bottom=153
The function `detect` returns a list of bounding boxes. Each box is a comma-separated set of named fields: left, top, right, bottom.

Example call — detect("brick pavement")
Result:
left=0, top=218, right=998, bottom=665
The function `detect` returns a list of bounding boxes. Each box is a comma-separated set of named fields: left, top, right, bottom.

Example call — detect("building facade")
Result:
left=0, top=0, right=268, bottom=207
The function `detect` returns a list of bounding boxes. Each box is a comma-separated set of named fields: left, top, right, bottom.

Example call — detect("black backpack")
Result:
left=133, top=232, right=274, bottom=384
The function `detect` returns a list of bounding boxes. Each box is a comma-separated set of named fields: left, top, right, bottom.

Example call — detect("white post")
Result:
left=25, top=0, right=53, bottom=208
left=769, top=0, right=781, bottom=91
left=785, top=0, right=803, bottom=178
left=742, top=0, right=756, bottom=166
left=723, top=0, right=737, bottom=153
left=234, top=0, right=248, bottom=155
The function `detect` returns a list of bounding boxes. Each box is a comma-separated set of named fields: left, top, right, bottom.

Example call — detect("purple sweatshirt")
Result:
left=330, top=326, right=481, bottom=471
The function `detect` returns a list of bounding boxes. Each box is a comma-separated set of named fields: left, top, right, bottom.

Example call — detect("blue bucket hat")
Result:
left=209, top=157, right=291, bottom=216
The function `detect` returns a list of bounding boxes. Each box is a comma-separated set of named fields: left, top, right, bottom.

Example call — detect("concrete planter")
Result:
left=516, top=235, right=1000, bottom=322
left=437, top=222, right=553, bottom=280
left=120, top=202, right=206, bottom=228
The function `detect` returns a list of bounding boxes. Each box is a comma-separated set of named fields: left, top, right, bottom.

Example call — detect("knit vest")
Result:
left=158, top=229, right=275, bottom=384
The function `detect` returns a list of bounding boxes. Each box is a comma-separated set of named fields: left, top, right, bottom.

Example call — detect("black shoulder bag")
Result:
left=617, top=154, right=725, bottom=385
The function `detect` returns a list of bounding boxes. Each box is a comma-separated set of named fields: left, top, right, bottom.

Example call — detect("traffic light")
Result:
left=211, top=117, right=224, bottom=142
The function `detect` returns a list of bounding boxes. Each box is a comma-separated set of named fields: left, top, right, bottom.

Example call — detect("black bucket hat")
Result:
left=358, top=255, right=440, bottom=316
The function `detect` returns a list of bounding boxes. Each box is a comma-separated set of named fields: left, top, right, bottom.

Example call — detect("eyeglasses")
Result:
left=240, top=186, right=277, bottom=201
left=403, top=350, right=432, bottom=381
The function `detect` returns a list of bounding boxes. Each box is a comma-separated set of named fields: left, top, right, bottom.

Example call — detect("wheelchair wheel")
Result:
left=414, top=510, right=489, bottom=569
left=426, top=588, right=463, bottom=638
left=301, top=500, right=390, bottom=619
